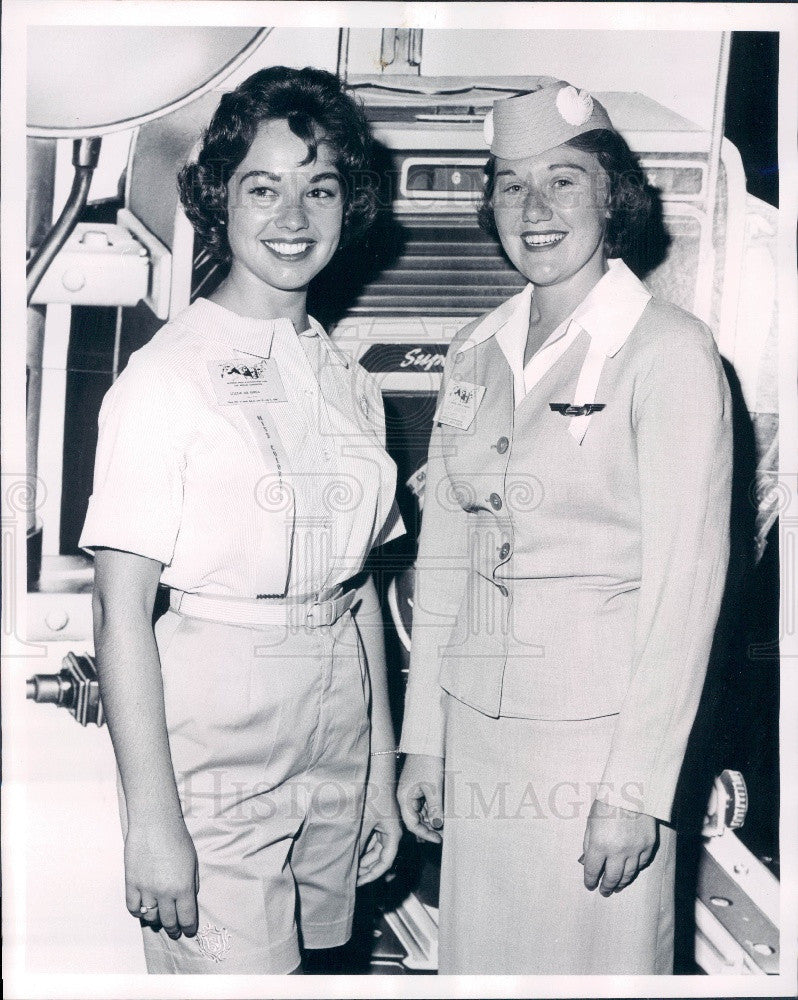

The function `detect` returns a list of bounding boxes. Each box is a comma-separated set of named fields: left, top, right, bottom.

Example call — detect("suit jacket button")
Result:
left=496, top=436, right=509, bottom=454
left=499, top=542, right=510, bottom=559
left=498, top=584, right=509, bottom=597
left=489, top=493, right=502, bottom=510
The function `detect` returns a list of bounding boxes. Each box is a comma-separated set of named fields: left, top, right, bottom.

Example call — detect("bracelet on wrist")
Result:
left=370, top=749, right=399, bottom=757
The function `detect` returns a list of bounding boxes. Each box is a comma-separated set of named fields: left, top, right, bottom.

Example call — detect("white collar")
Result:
left=306, top=315, right=350, bottom=369
left=185, top=299, right=348, bottom=368
left=455, top=283, right=532, bottom=357
left=454, top=258, right=651, bottom=361
left=566, top=258, right=652, bottom=358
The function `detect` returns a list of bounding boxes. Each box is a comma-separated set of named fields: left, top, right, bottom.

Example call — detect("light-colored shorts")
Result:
left=439, top=694, right=676, bottom=975
left=122, top=604, right=370, bottom=974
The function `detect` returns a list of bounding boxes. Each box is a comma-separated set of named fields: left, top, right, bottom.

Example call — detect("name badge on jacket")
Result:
left=436, top=379, right=486, bottom=430
left=209, top=359, right=288, bottom=405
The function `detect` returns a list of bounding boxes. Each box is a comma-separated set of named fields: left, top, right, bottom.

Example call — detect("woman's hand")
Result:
left=357, top=754, right=402, bottom=886
left=397, top=753, right=444, bottom=844
left=124, top=814, right=199, bottom=939
left=93, top=549, right=200, bottom=931
left=581, top=798, right=657, bottom=895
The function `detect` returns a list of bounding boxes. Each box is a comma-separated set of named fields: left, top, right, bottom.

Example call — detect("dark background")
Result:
left=725, top=31, right=779, bottom=207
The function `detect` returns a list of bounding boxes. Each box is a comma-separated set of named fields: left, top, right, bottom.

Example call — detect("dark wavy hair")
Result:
left=178, top=66, right=376, bottom=263
left=477, top=129, right=655, bottom=264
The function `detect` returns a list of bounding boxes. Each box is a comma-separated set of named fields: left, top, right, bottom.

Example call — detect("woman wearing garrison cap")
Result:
left=397, top=80, right=732, bottom=973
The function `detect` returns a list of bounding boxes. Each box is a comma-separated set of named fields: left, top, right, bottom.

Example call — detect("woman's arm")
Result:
left=93, top=548, right=198, bottom=938
left=583, top=318, right=732, bottom=895
left=351, top=575, right=402, bottom=885
left=397, top=381, right=472, bottom=842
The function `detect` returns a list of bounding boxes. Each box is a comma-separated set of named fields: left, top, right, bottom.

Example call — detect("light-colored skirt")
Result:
left=438, top=694, right=676, bottom=975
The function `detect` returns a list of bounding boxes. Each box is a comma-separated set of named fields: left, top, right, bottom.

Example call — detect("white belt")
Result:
left=169, top=587, right=357, bottom=629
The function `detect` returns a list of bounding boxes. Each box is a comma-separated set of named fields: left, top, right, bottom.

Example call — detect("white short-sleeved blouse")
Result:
left=80, top=298, right=404, bottom=598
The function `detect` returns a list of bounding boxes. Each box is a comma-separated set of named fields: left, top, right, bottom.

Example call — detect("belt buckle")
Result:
left=307, top=600, right=330, bottom=629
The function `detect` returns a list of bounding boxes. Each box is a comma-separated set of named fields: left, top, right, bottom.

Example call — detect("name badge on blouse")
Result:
left=436, top=379, right=486, bottom=430
left=208, top=359, right=287, bottom=405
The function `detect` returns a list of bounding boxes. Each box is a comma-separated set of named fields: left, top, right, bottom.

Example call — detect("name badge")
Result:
left=209, top=359, right=287, bottom=405
left=437, top=379, right=486, bottom=430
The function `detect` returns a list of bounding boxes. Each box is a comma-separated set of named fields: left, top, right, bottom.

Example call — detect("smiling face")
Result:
left=224, top=118, right=344, bottom=297
left=491, top=143, right=610, bottom=298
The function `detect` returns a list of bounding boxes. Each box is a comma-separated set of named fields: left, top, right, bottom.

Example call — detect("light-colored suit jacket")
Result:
left=400, top=265, right=732, bottom=823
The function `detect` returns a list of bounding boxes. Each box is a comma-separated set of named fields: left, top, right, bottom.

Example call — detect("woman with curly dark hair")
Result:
left=398, top=80, right=732, bottom=973
left=80, top=66, right=403, bottom=974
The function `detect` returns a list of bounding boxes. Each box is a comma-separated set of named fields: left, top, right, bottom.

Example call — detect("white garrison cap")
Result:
left=484, top=81, right=613, bottom=159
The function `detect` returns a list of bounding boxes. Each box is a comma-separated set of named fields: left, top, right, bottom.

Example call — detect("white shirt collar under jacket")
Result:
left=455, top=258, right=652, bottom=441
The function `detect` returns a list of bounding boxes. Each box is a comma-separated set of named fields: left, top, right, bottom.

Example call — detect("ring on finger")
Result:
left=139, top=903, right=158, bottom=915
